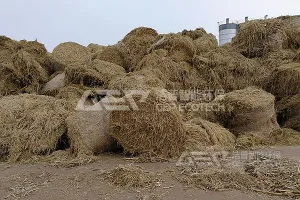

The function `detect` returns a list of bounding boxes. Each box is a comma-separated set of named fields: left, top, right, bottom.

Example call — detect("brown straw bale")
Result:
left=260, top=49, right=296, bottom=70
left=52, top=42, right=91, bottom=66
left=92, top=45, right=125, bottom=68
left=55, top=85, right=85, bottom=110
left=109, top=88, right=186, bottom=158
left=0, top=94, right=69, bottom=162
left=67, top=111, right=117, bottom=156
left=65, top=59, right=125, bottom=88
left=217, top=87, right=279, bottom=137
left=118, top=27, right=158, bottom=71
left=193, top=35, right=218, bottom=55
left=87, top=43, right=106, bottom=54
left=277, top=94, right=300, bottom=131
left=232, top=19, right=286, bottom=58
left=149, top=34, right=196, bottom=62
left=265, top=63, right=300, bottom=100
left=181, top=28, right=208, bottom=40
left=0, top=50, right=50, bottom=96
left=294, top=49, right=300, bottom=61
left=0, top=36, right=19, bottom=64
left=184, top=118, right=236, bottom=151
left=202, top=47, right=265, bottom=91
left=136, top=50, right=201, bottom=89
left=108, top=69, right=166, bottom=90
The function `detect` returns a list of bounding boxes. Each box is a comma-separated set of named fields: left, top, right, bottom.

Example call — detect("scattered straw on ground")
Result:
left=104, top=164, right=161, bottom=188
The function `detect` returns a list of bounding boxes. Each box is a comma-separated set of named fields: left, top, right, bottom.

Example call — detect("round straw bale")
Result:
left=0, top=36, right=19, bottom=64
left=266, top=63, right=300, bottom=99
left=0, top=94, right=68, bottom=162
left=182, top=28, right=208, bottom=40
left=52, top=42, right=91, bottom=66
left=18, top=39, right=64, bottom=74
left=55, top=85, right=85, bottom=111
left=136, top=50, right=193, bottom=89
left=87, top=43, right=106, bottom=53
left=203, top=47, right=265, bottom=91
left=118, top=27, right=158, bottom=71
left=217, top=87, right=279, bottom=137
left=67, top=111, right=117, bottom=156
left=277, top=94, right=300, bottom=131
left=65, top=59, right=125, bottom=88
left=261, top=49, right=296, bottom=70
left=109, top=88, right=186, bottom=158
left=232, top=19, right=285, bottom=58
left=92, top=45, right=125, bottom=68
left=184, top=118, right=236, bottom=151
left=193, top=35, right=218, bottom=55
left=108, top=69, right=165, bottom=90
left=0, top=50, right=50, bottom=96
left=149, top=34, right=196, bottom=62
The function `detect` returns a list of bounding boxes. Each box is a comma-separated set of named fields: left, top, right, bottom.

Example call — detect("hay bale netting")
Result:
left=231, top=19, right=286, bottom=58
left=41, top=72, right=66, bottom=96
left=184, top=118, right=236, bottom=151
left=149, top=33, right=196, bottom=62
left=109, top=88, right=186, bottom=158
left=217, top=87, right=279, bottom=137
left=0, top=94, right=69, bottom=162
left=277, top=94, right=300, bottom=131
left=118, top=27, right=158, bottom=71
left=202, top=47, right=265, bottom=91
left=67, top=111, right=117, bottom=156
left=87, top=43, right=105, bottom=54
left=92, top=45, right=125, bottom=68
left=266, top=63, right=300, bottom=100
left=52, top=42, right=91, bottom=66
left=0, top=50, right=50, bottom=96
left=65, top=59, right=126, bottom=88
left=108, top=69, right=166, bottom=90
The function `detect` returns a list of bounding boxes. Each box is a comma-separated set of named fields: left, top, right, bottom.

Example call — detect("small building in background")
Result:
left=218, top=18, right=240, bottom=46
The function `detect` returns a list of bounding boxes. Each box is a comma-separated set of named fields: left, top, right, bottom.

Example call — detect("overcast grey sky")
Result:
left=1, top=0, right=299, bottom=52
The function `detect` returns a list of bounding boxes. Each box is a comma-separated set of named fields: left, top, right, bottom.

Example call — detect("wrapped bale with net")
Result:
left=65, top=59, right=126, bottom=88
left=41, top=72, right=66, bottom=96
left=117, top=27, right=158, bottom=71
left=52, top=42, right=91, bottom=66
left=109, top=88, right=186, bottom=158
left=277, top=94, right=300, bottom=131
left=266, top=63, right=300, bottom=100
left=149, top=33, right=196, bottom=63
left=0, top=94, right=69, bottom=162
left=184, top=118, right=236, bottom=151
left=92, top=45, right=125, bottom=68
left=67, top=111, right=118, bottom=156
left=217, top=87, right=279, bottom=137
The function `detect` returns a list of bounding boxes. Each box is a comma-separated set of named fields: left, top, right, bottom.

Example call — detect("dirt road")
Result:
left=1, top=146, right=300, bottom=200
